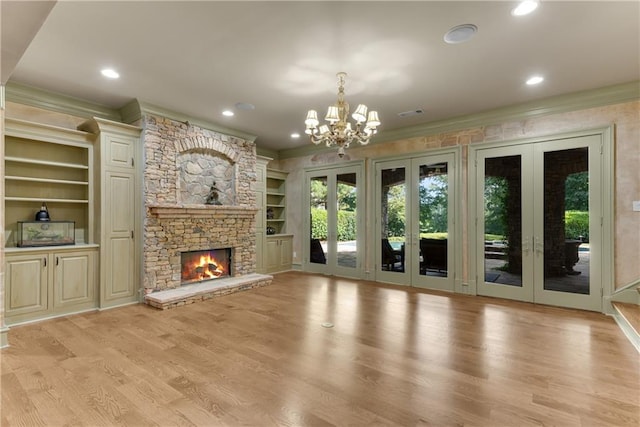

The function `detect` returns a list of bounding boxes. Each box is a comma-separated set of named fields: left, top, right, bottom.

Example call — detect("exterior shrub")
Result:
left=311, top=208, right=357, bottom=241
left=311, top=208, right=328, bottom=240
left=337, top=210, right=356, bottom=241
left=565, top=210, right=589, bottom=241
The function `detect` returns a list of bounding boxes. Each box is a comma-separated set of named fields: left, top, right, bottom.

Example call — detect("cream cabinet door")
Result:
left=102, top=171, right=136, bottom=305
left=5, top=254, right=48, bottom=319
left=255, top=189, right=265, bottom=273
left=265, top=237, right=280, bottom=273
left=105, top=134, right=135, bottom=170
left=265, top=236, right=293, bottom=273
left=254, top=159, right=268, bottom=274
left=53, top=250, right=96, bottom=309
left=256, top=230, right=265, bottom=273
left=279, top=235, right=293, bottom=269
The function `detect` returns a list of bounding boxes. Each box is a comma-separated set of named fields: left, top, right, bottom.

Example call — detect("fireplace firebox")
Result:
left=181, top=248, right=231, bottom=285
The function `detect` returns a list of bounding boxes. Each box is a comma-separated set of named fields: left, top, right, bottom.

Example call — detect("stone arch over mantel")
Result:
left=176, top=135, right=241, bottom=163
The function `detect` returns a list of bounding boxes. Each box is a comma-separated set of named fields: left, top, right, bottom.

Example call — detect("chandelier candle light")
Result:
left=305, top=72, right=380, bottom=157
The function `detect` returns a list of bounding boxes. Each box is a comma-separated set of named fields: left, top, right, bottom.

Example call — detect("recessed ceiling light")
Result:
left=526, top=75, right=544, bottom=85
left=235, top=102, right=255, bottom=111
left=444, top=24, right=478, bottom=44
left=222, top=110, right=234, bottom=117
left=291, top=133, right=300, bottom=139
left=101, top=68, right=120, bottom=79
left=512, top=1, right=539, bottom=16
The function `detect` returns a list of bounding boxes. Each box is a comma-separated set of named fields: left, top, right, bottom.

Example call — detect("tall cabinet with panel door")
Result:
left=254, top=157, right=271, bottom=274
left=79, top=118, right=142, bottom=308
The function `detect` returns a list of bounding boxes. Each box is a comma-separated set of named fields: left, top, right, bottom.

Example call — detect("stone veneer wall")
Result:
left=142, top=114, right=258, bottom=290
left=178, top=152, right=235, bottom=205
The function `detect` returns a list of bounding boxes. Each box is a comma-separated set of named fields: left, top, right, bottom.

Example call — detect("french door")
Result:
left=375, top=151, right=457, bottom=291
left=303, top=163, right=364, bottom=278
left=473, top=134, right=604, bottom=311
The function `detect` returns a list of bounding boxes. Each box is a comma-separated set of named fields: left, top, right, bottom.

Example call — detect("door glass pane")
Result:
left=418, top=163, right=448, bottom=277
left=309, top=176, right=327, bottom=265
left=380, top=167, right=405, bottom=273
left=484, top=156, right=522, bottom=287
left=337, top=172, right=357, bottom=269
left=543, top=148, right=590, bottom=294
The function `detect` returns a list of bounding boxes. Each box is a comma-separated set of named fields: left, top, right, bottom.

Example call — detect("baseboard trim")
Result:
left=1, top=326, right=10, bottom=349
left=98, top=301, right=141, bottom=311
left=612, top=311, right=640, bottom=353
left=611, top=278, right=640, bottom=304
left=4, top=307, right=99, bottom=328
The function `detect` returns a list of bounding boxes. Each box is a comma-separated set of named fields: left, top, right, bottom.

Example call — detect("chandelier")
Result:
left=305, top=72, right=380, bottom=157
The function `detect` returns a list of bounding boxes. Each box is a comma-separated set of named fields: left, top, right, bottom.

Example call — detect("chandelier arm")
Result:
left=353, top=133, right=371, bottom=145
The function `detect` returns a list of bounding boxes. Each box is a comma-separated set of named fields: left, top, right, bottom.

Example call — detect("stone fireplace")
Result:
left=141, top=114, right=271, bottom=309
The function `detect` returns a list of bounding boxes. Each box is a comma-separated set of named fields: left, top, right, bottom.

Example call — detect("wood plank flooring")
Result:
left=2, top=271, right=639, bottom=426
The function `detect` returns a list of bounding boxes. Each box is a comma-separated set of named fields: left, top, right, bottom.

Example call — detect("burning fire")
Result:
left=182, top=253, right=226, bottom=283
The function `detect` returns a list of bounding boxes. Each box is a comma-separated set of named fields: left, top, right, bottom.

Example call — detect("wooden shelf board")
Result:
left=5, top=197, right=89, bottom=204
left=5, top=156, right=89, bottom=170
left=5, top=176, right=89, bottom=186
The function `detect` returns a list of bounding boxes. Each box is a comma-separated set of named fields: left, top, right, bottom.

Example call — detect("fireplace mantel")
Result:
left=149, top=204, right=258, bottom=219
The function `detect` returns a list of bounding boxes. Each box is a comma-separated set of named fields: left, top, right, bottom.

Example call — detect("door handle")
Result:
left=535, top=237, right=544, bottom=255
left=522, top=236, right=531, bottom=255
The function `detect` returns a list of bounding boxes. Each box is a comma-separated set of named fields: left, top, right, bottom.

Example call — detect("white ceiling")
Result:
left=3, top=1, right=640, bottom=153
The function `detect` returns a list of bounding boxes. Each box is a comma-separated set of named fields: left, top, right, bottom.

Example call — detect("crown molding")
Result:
left=4, top=83, right=256, bottom=143
left=5, top=81, right=123, bottom=121
left=278, top=80, right=640, bottom=160
left=256, top=146, right=279, bottom=160
left=7, top=80, right=638, bottom=159
left=129, top=100, right=257, bottom=143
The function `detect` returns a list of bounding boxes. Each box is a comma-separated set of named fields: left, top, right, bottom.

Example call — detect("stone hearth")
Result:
left=145, top=273, right=272, bottom=310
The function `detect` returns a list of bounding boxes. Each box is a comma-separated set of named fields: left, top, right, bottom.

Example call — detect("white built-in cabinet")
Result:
left=78, top=118, right=141, bottom=308
left=265, top=235, right=293, bottom=273
left=265, top=169, right=293, bottom=273
left=3, top=119, right=99, bottom=325
left=3, top=117, right=140, bottom=325
left=4, top=247, right=98, bottom=324
left=254, top=163, right=292, bottom=274
left=254, top=157, right=269, bottom=273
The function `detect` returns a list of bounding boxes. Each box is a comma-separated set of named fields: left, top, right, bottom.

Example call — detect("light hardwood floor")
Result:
left=2, top=271, right=639, bottom=426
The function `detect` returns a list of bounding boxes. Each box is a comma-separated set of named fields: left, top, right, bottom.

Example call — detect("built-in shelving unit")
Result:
left=3, top=118, right=98, bottom=326
left=264, top=169, right=292, bottom=273
left=4, top=119, right=94, bottom=246
left=266, top=169, right=288, bottom=235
